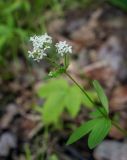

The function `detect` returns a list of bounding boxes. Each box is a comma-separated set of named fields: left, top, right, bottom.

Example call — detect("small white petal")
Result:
left=28, top=33, right=52, bottom=62
left=55, top=41, right=72, bottom=56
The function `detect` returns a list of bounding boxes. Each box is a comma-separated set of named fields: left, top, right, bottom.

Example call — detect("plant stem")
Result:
left=45, top=57, right=59, bottom=68
left=112, top=120, right=127, bottom=136
left=45, top=57, right=127, bottom=136
left=65, top=71, right=107, bottom=117
left=65, top=72, right=94, bottom=105
left=65, top=71, right=127, bottom=136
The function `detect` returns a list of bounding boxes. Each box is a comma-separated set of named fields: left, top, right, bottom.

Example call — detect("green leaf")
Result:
left=37, top=79, right=98, bottom=125
left=90, top=107, right=108, bottom=118
left=82, top=90, right=97, bottom=108
left=48, top=155, right=58, bottom=160
left=66, top=119, right=100, bottom=145
left=93, top=80, right=109, bottom=114
left=37, top=79, right=69, bottom=98
left=65, top=86, right=82, bottom=117
left=42, top=91, right=65, bottom=124
left=109, top=0, right=127, bottom=11
left=0, top=25, right=12, bottom=36
left=25, top=144, right=32, bottom=160
left=15, top=28, right=28, bottom=41
left=88, top=118, right=111, bottom=149
left=0, top=37, right=6, bottom=49
left=3, top=1, right=22, bottom=14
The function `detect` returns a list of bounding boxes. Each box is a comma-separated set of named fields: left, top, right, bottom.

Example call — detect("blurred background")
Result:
left=0, top=0, right=127, bottom=160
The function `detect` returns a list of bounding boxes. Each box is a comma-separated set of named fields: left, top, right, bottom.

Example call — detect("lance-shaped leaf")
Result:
left=66, top=119, right=100, bottom=145
left=88, top=118, right=111, bottom=149
left=93, top=80, right=109, bottom=114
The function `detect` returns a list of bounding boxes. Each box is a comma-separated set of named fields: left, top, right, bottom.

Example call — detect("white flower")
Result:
left=55, top=41, right=72, bottom=56
left=28, top=33, right=52, bottom=62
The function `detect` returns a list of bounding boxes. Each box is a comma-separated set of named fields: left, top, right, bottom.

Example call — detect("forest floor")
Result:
left=0, top=3, right=127, bottom=160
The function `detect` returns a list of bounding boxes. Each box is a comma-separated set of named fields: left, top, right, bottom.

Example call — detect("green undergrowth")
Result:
left=35, top=78, right=97, bottom=126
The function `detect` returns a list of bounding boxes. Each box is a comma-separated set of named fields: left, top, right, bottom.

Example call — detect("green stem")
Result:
left=65, top=71, right=127, bottom=136
left=112, top=120, right=127, bottom=136
left=45, top=57, right=60, bottom=68
left=65, top=72, right=107, bottom=118
left=44, top=57, right=127, bottom=136
left=65, top=72, right=94, bottom=104
left=64, top=54, right=69, bottom=68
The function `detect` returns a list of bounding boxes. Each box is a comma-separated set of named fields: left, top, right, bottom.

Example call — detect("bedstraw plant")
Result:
left=28, top=33, right=127, bottom=149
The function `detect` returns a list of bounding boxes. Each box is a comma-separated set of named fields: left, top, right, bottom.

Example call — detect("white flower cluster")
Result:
left=28, top=33, right=72, bottom=62
left=28, top=33, right=52, bottom=62
left=55, top=41, right=72, bottom=56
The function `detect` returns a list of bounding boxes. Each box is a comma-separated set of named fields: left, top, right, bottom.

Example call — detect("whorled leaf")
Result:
left=67, top=117, right=111, bottom=149
left=88, top=118, right=111, bottom=149
left=66, top=119, right=96, bottom=145
left=93, top=80, right=109, bottom=114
